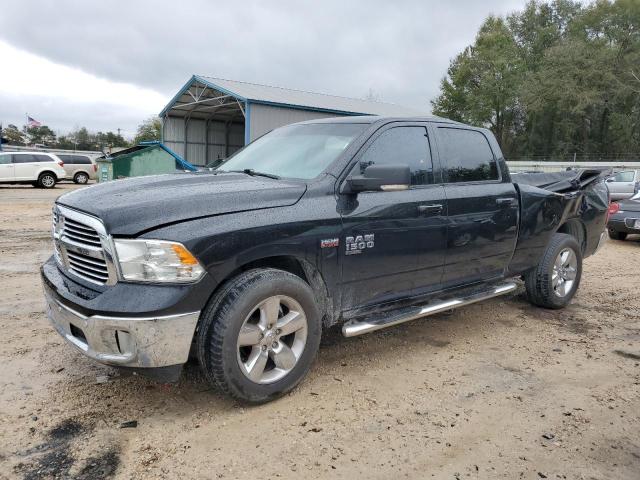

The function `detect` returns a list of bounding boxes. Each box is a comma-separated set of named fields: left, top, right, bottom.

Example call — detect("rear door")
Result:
left=0, top=154, right=15, bottom=180
left=339, top=123, right=448, bottom=311
left=12, top=154, right=36, bottom=180
left=434, top=126, right=518, bottom=288
left=14, top=154, right=55, bottom=180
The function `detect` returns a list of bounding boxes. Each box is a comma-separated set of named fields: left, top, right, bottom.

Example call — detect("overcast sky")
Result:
left=0, top=0, right=534, bottom=137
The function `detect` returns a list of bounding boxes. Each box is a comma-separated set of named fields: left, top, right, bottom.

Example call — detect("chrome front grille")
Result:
left=66, top=249, right=110, bottom=283
left=52, top=205, right=117, bottom=286
left=61, top=217, right=102, bottom=247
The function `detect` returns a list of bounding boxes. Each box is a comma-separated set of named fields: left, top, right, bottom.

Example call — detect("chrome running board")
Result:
left=342, top=282, right=517, bottom=337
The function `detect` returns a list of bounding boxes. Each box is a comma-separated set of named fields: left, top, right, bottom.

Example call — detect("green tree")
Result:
left=26, top=125, right=56, bottom=145
left=3, top=124, right=25, bottom=144
left=431, top=0, right=640, bottom=160
left=134, top=117, right=162, bottom=144
left=431, top=16, right=522, bottom=152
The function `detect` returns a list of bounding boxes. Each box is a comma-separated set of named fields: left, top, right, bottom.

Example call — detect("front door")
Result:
left=607, top=171, right=636, bottom=199
left=339, top=124, right=447, bottom=312
left=434, top=126, right=519, bottom=287
left=0, top=154, right=15, bottom=181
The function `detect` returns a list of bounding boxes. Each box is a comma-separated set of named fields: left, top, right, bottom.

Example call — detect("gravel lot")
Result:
left=0, top=183, right=638, bottom=480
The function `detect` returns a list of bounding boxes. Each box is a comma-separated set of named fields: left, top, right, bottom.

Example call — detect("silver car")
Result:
left=56, top=154, right=97, bottom=184
left=606, top=170, right=639, bottom=201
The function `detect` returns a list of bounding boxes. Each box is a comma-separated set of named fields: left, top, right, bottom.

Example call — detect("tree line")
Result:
left=431, top=0, right=640, bottom=161
left=1, top=117, right=162, bottom=152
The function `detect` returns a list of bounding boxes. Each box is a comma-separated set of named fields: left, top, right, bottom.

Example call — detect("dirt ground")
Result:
left=0, top=183, right=638, bottom=480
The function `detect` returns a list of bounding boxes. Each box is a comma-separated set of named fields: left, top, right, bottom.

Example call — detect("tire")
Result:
left=74, top=172, right=89, bottom=184
left=608, top=229, right=627, bottom=241
left=197, top=269, right=322, bottom=403
left=524, top=233, right=582, bottom=309
left=37, top=172, right=56, bottom=189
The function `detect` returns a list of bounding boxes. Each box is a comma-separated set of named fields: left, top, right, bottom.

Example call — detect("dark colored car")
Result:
left=41, top=116, right=609, bottom=403
left=607, top=193, right=640, bottom=240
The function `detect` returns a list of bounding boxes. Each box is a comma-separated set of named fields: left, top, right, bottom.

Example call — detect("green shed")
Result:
left=96, top=141, right=196, bottom=182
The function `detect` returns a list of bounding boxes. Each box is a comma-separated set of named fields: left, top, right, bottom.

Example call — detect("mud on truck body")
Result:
left=41, top=116, right=609, bottom=403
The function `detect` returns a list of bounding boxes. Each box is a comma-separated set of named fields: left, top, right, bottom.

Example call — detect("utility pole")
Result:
left=117, top=128, right=121, bottom=137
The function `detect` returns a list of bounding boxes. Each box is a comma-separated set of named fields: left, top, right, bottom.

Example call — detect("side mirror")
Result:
left=606, top=177, right=615, bottom=182
left=344, top=164, right=411, bottom=193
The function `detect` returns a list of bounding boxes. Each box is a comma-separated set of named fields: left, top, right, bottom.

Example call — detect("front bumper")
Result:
left=44, top=289, right=199, bottom=368
left=41, top=257, right=202, bottom=371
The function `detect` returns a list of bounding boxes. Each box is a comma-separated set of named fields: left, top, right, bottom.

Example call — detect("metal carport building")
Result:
left=159, top=75, right=425, bottom=166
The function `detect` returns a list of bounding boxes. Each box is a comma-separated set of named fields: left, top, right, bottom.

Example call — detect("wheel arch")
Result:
left=202, top=255, right=336, bottom=331
left=555, top=218, right=587, bottom=253
left=38, top=169, right=59, bottom=181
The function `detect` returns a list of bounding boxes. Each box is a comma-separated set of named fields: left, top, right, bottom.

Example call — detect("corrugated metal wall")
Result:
left=163, top=116, right=244, bottom=166
left=248, top=103, right=344, bottom=142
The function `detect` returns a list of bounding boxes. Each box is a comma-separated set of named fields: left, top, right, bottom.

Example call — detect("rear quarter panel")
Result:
left=508, top=180, right=608, bottom=275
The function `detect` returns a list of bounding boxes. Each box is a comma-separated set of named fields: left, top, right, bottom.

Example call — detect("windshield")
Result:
left=218, top=123, right=366, bottom=179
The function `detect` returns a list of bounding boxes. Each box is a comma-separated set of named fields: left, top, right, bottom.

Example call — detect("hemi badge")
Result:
left=320, top=238, right=339, bottom=248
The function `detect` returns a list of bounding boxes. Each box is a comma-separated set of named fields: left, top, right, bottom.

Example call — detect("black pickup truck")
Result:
left=41, top=116, right=609, bottom=402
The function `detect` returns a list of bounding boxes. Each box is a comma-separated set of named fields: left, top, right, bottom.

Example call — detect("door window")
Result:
left=438, top=128, right=498, bottom=183
left=356, top=126, right=434, bottom=185
left=0, top=154, right=11, bottom=164
left=57, top=155, right=75, bottom=164
left=11, top=154, right=36, bottom=163
left=612, top=171, right=635, bottom=182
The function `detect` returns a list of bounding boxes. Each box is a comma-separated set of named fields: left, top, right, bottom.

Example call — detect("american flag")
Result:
left=27, top=116, right=41, bottom=128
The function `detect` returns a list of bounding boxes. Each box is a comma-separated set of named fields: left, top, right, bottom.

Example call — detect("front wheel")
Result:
left=74, top=172, right=89, bottom=184
left=197, top=269, right=322, bottom=403
left=524, top=233, right=582, bottom=309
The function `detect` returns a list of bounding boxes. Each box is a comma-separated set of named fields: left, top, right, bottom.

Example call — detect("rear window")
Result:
left=58, top=154, right=91, bottom=164
left=437, top=128, right=499, bottom=183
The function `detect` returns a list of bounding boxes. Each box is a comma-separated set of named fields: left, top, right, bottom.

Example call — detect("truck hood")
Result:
left=56, top=172, right=307, bottom=236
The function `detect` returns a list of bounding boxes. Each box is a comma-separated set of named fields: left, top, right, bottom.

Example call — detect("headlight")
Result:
left=113, top=239, right=205, bottom=283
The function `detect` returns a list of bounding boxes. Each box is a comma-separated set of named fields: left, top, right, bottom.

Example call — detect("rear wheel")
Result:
left=197, top=269, right=321, bottom=403
left=37, top=173, right=56, bottom=189
left=74, top=172, right=89, bottom=184
left=608, top=229, right=627, bottom=241
left=525, top=233, right=582, bottom=309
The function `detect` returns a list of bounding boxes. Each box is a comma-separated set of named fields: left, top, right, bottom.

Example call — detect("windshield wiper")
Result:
left=229, top=169, right=280, bottom=180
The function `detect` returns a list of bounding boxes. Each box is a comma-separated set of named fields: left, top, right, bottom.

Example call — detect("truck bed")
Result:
left=507, top=168, right=610, bottom=275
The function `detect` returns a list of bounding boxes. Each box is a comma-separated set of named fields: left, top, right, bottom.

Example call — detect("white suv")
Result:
left=0, top=152, right=67, bottom=188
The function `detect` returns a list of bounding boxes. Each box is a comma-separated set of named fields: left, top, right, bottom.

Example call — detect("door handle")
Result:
left=418, top=204, right=443, bottom=215
left=496, top=197, right=516, bottom=207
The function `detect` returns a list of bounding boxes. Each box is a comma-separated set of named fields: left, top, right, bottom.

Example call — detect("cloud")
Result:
left=0, top=40, right=165, bottom=135
left=0, top=0, right=530, bottom=134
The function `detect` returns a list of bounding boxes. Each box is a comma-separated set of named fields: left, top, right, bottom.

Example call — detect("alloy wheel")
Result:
left=552, top=247, right=577, bottom=297
left=236, top=295, right=308, bottom=384
left=41, top=175, right=55, bottom=187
